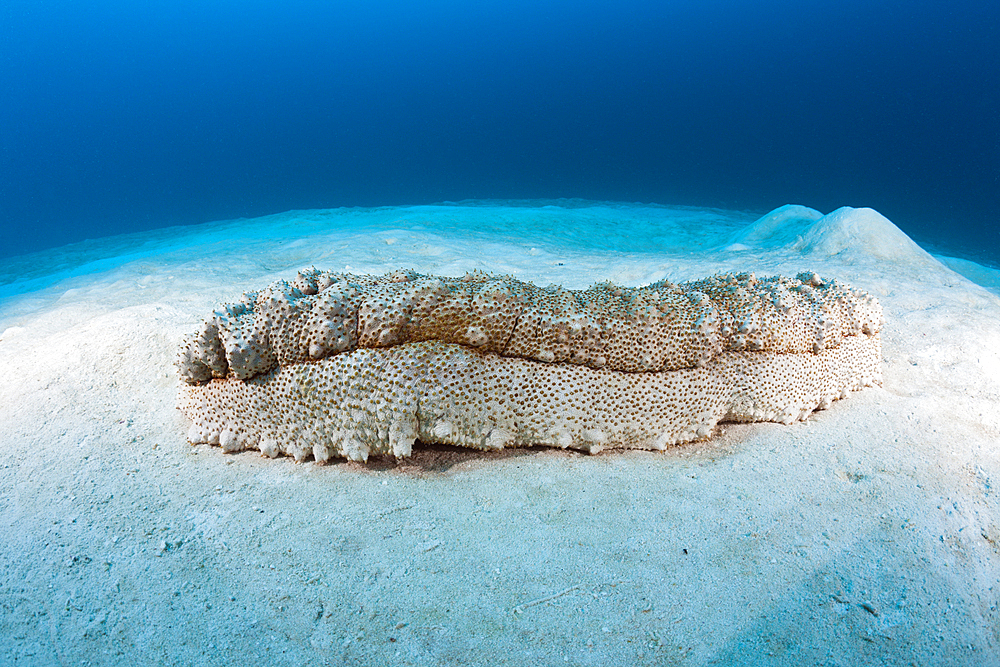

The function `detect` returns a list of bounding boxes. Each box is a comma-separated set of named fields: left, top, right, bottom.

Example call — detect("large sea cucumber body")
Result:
left=176, top=269, right=883, bottom=461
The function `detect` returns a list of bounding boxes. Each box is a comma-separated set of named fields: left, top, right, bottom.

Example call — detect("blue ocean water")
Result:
left=1, top=0, right=997, bottom=263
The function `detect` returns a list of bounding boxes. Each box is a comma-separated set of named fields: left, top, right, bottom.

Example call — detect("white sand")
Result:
left=0, top=202, right=998, bottom=666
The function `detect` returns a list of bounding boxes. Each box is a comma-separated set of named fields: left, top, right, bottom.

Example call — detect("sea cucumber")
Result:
left=176, top=268, right=882, bottom=461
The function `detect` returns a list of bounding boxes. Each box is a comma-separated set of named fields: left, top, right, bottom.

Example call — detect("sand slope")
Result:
left=0, top=203, right=998, bottom=666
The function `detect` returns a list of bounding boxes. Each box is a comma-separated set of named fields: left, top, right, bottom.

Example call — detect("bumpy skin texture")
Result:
left=177, top=269, right=883, bottom=462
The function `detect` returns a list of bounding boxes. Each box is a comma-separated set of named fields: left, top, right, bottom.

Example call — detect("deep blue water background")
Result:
left=2, top=0, right=997, bottom=263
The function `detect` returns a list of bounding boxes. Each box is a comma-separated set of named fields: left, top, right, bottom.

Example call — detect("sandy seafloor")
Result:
left=0, top=201, right=998, bottom=666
